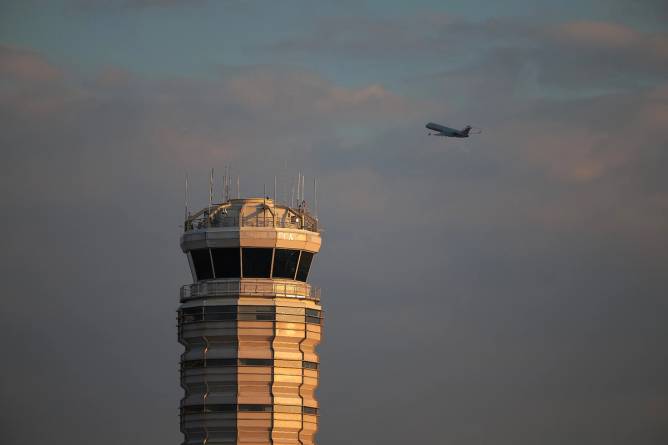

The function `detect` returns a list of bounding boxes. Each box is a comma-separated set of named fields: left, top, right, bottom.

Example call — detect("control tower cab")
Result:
left=178, top=198, right=323, bottom=445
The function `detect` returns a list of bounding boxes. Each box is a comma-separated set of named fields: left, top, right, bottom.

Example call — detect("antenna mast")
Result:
left=222, top=165, right=229, bottom=202
left=184, top=172, right=189, bottom=220
left=296, top=173, right=301, bottom=205
left=221, top=165, right=227, bottom=202
left=208, top=168, right=214, bottom=217
left=314, top=177, right=318, bottom=220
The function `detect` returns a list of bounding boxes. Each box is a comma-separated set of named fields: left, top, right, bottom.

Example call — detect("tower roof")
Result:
left=184, top=198, right=319, bottom=233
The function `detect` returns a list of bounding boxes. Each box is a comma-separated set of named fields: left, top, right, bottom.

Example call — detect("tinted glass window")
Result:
left=181, top=307, right=203, bottom=323
left=305, top=309, right=321, bottom=325
left=238, top=306, right=275, bottom=313
left=206, top=359, right=236, bottom=367
left=191, top=249, right=214, bottom=281
left=238, top=305, right=275, bottom=321
left=211, top=248, right=241, bottom=278
left=238, top=313, right=275, bottom=321
left=239, top=306, right=276, bottom=321
left=205, top=404, right=236, bottom=413
left=242, top=248, right=273, bottom=278
left=206, top=306, right=237, bottom=313
left=239, top=405, right=272, bottom=412
left=180, top=306, right=286, bottom=324
left=302, top=406, right=318, bottom=415
left=203, top=312, right=236, bottom=321
left=182, top=360, right=205, bottom=369
left=181, top=359, right=236, bottom=369
left=182, top=405, right=204, bottom=414
left=295, top=251, right=314, bottom=282
left=303, top=361, right=319, bottom=370
left=272, top=249, right=300, bottom=279
left=239, top=359, right=272, bottom=366
left=208, top=432, right=237, bottom=440
left=183, top=307, right=204, bottom=316
left=180, top=306, right=237, bottom=323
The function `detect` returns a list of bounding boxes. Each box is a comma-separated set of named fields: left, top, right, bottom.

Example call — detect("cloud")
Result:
left=0, top=47, right=426, bottom=209
left=599, top=0, right=668, bottom=22
left=0, top=45, right=84, bottom=117
left=269, top=16, right=668, bottom=93
left=0, top=44, right=63, bottom=83
left=218, top=66, right=418, bottom=121
left=68, top=0, right=260, bottom=14
left=1, top=42, right=667, bottom=445
left=553, top=21, right=640, bottom=48
left=70, top=0, right=213, bottom=10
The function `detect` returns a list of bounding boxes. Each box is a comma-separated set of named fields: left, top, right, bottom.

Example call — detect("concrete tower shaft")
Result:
left=178, top=198, right=323, bottom=445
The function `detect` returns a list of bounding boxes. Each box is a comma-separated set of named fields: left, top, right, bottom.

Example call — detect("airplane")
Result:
left=425, top=122, right=476, bottom=138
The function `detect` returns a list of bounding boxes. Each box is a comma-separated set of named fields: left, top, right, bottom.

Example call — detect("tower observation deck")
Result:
left=178, top=197, right=323, bottom=444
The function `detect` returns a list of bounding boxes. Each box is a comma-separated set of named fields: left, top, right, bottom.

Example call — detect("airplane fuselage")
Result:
left=426, top=122, right=470, bottom=138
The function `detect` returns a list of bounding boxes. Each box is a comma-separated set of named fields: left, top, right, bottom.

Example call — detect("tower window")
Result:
left=241, top=248, right=273, bottom=278
left=296, top=251, right=314, bottom=282
left=306, top=308, right=321, bottom=324
left=238, top=358, right=273, bottom=366
left=272, top=249, right=300, bottom=279
left=303, top=361, right=319, bottom=370
left=204, top=404, right=236, bottom=413
left=238, top=404, right=272, bottom=412
left=181, top=358, right=236, bottom=370
left=238, top=305, right=275, bottom=321
left=203, top=305, right=237, bottom=321
left=191, top=249, right=214, bottom=281
left=211, top=248, right=241, bottom=278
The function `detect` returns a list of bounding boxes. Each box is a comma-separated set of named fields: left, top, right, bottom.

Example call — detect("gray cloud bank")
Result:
left=1, top=12, right=667, bottom=445
left=270, top=15, right=668, bottom=92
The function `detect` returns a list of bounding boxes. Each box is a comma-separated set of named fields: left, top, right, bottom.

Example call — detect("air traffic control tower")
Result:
left=178, top=198, right=323, bottom=444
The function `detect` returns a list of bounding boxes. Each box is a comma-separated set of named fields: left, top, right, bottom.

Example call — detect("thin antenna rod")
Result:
left=223, top=165, right=226, bottom=201
left=296, top=172, right=301, bottom=205
left=237, top=176, right=240, bottom=199
left=209, top=168, right=214, bottom=216
left=284, top=160, right=288, bottom=204
left=184, top=172, right=189, bottom=220
left=222, top=165, right=226, bottom=202
left=314, top=177, right=318, bottom=219
left=302, top=174, right=305, bottom=203
left=226, top=165, right=231, bottom=201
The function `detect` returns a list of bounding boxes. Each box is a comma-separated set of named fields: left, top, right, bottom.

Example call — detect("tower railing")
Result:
left=184, top=201, right=319, bottom=233
left=187, top=215, right=318, bottom=231
left=180, top=279, right=321, bottom=303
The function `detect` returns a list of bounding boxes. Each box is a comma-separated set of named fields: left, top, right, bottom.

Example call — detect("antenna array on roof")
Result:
left=185, top=165, right=319, bottom=218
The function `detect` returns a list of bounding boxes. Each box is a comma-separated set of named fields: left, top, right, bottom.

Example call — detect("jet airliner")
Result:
left=426, top=122, right=476, bottom=138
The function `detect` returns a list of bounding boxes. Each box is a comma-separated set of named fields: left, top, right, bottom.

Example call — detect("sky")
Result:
left=1, top=1, right=667, bottom=444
